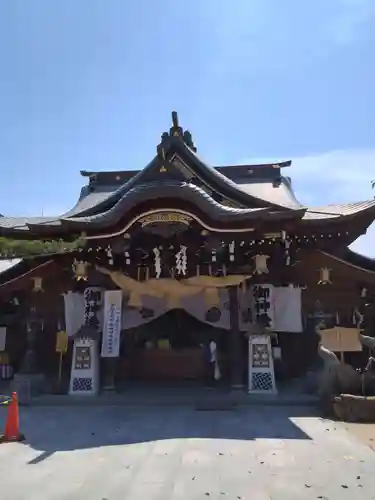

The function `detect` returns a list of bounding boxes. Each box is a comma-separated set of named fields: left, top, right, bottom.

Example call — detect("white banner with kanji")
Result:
left=101, top=290, right=122, bottom=358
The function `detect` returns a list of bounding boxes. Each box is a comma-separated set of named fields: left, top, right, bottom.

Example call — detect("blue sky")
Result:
left=0, top=0, right=375, bottom=270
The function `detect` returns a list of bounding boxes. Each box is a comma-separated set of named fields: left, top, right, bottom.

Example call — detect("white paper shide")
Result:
left=101, top=290, right=123, bottom=358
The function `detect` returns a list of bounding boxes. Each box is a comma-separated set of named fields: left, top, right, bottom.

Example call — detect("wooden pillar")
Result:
left=229, top=286, right=244, bottom=389
left=102, top=357, right=117, bottom=391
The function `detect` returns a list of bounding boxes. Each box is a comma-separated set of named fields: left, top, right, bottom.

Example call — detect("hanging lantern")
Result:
left=253, top=254, right=270, bottom=275
left=72, top=259, right=90, bottom=281
left=31, top=276, right=44, bottom=293
left=317, top=267, right=332, bottom=285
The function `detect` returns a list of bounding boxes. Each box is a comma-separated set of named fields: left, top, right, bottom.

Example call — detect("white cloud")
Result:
left=291, top=149, right=374, bottom=204
left=200, top=0, right=375, bottom=75
left=291, top=149, right=375, bottom=257
left=244, top=149, right=375, bottom=257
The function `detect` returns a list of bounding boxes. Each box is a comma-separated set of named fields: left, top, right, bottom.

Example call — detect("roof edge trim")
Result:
left=0, top=259, right=54, bottom=289
left=85, top=207, right=259, bottom=240
left=320, top=250, right=375, bottom=276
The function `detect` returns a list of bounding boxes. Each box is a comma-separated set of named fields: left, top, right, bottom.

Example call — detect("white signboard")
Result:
left=101, top=290, right=122, bottom=358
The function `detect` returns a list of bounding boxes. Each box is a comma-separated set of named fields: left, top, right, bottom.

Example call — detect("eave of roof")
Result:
left=52, top=182, right=306, bottom=232
left=79, top=159, right=292, bottom=179
left=175, top=141, right=288, bottom=210
left=321, top=248, right=375, bottom=275
left=302, top=200, right=375, bottom=221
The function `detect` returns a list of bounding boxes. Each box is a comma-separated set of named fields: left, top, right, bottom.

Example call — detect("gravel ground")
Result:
left=0, top=405, right=374, bottom=499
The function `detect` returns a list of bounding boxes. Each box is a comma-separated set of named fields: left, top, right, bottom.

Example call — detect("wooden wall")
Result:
left=2, top=248, right=375, bottom=383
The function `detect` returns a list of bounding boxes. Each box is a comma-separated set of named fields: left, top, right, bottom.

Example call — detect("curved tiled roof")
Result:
left=303, top=200, right=375, bottom=220
left=29, top=182, right=305, bottom=232
left=235, top=177, right=302, bottom=209
left=1, top=125, right=375, bottom=234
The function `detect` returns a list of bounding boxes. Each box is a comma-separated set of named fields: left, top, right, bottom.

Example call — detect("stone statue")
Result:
left=359, top=334, right=375, bottom=351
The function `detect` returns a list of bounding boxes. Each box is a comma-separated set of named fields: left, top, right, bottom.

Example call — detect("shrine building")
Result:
left=1, top=111, right=375, bottom=396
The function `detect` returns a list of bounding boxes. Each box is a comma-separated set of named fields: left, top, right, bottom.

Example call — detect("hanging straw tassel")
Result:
left=128, top=292, right=143, bottom=308
left=167, top=294, right=180, bottom=309
left=204, top=288, right=220, bottom=307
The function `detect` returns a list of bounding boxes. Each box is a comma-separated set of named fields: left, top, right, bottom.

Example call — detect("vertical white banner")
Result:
left=101, top=290, right=123, bottom=358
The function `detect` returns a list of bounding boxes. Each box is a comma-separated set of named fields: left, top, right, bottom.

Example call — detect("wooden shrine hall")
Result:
left=1, top=111, right=375, bottom=396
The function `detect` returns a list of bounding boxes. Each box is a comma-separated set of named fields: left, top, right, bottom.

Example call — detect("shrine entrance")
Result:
left=116, top=308, right=232, bottom=385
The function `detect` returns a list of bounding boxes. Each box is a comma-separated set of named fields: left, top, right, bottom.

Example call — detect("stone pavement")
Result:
left=0, top=405, right=374, bottom=500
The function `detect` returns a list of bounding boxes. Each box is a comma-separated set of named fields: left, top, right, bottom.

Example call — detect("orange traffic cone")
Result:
left=1, top=392, right=24, bottom=443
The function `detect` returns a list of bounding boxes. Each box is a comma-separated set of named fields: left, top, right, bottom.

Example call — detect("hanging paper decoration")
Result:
left=360, top=286, right=368, bottom=298
left=167, top=294, right=180, bottom=309
left=204, top=288, right=221, bottom=307
left=31, top=276, right=44, bottom=293
left=253, top=254, right=270, bottom=275
left=72, top=259, right=90, bottom=281
left=128, top=292, right=142, bottom=308
left=175, top=245, right=187, bottom=276
left=318, top=267, right=332, bottom=285
left=229, top=241, right=235, bottom=262
left=211, top=249, right=217, bottom=262
left=106, top=245, right=114, bottom=265
left=283, top=239, right=291, bottom=266
left=124, top=251, right=131, bottom=265
left=153, top=247, right=162, bottom=279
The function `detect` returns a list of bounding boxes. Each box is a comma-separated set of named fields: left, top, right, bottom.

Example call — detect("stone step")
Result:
left=27, top=392, right=317, bottom=407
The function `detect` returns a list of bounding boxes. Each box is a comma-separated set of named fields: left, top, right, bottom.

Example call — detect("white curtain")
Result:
left=83, top=287, right=104, bottom=331
left=183, top=288, right=230, bottom=329
left=251, top=284, right=275, bottom=329
left=121, top=289, right=231, bottom=330
left=273, top=286, right=302, bottom=332
left=64, top=292, right=85, bottom=337
left=121, top=295, right=168, bottom=330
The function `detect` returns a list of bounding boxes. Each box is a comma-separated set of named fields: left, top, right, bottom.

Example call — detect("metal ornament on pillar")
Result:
left=253, top=254, right=270, bottom=275
left=72, top=260, right=90, bottom=281
left=69, top=287, right=103, bottom=396
left=248, top=328, right=277, bottom=395
left=318, top=267, right=332, bottom=285
left=31, top=277, right=44, bottom=293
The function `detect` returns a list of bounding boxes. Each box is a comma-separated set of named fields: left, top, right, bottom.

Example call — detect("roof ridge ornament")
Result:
left=157, top=111, right=197, bottom=162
